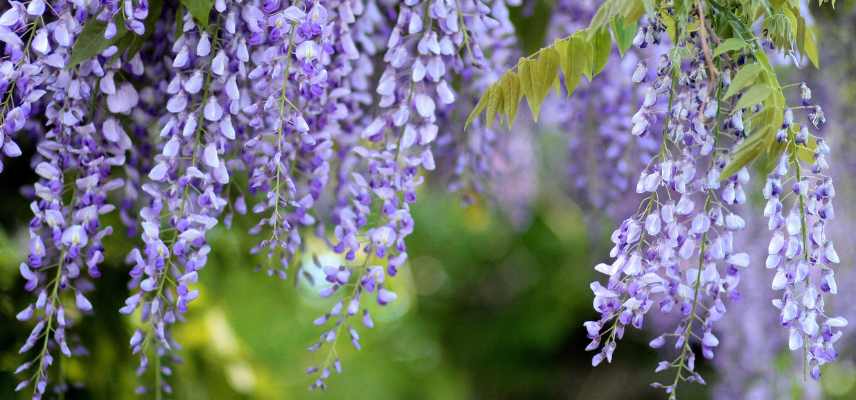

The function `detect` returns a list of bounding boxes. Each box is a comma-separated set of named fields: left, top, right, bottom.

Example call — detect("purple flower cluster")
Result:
left=6, top=1, right=136, bottom=397
left=584, top=18, right=755, bottom=396
left=762, top=106, right=845, bottom=380
left=3, top=0, right=521, bottom=396
left=121, top=5, right=241, bottom=394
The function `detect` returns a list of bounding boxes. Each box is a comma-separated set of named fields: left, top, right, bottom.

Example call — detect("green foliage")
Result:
left=116, top=0, right=166, bottom=58
left=507, top=0, right=554, bottom=55
left=724, top=63, right=764, bottom=100
left=69, top=0, right=165, bottom=68
left=734, top=83, right=773, bottom=110
left=466, top=0, right=644, bottom=129
left=68, top=19, right=127, bottom=69
left=180, top=0, right=215, bottom=28
left=611, top=16, right=638, bottom=56
left=470, top=0, right=835, bottom=182
left=712, top=37, right=748, bottom=57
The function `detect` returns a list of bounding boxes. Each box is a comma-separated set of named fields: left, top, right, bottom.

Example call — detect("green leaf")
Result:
left=500, top=72, right=522, bottom=127
left=641, top=0, right=657, bottom=15
left=802, top=26, right=820, bottom=68
left=713, top=38, right=747, bottom=57
left=518, top=57, right=535, bottom=117
left=618, top=0, right=646, bottom=21
left=590, top=27, right=612, bottom=76
left=588, top=0, right=644, bottom=33
left=660, top=11, right=677, bottom=43
left=521, top=48, right=559, bottom=121
left=792, top=132, right=818, bottom=163
left=68, top=18, right=127, bottom=69
left=723, top=63, right=764, bottom=99
left=465, top=90, right=490, bottom=130
left=611, top=16, right=637, bottom=56
left=180, top=0, right=214, bottom=28
left=557, top=35, right=591, bottom=92
left=795, top=144, right=816, bottom=163
left=734, top=84, right=772, bottom=110
left=757, top=141, right=787, bottom=176
left=720, top=134, right=766, bottom=180
left=588, top=1, right=618, bottom=31
left=485, top=86, right=504, bottom=129
left=464, top=0, right=648, bottom=130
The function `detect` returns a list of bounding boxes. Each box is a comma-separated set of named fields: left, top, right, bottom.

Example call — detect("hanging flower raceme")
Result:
left=763, top=99, right=846, bottom=379
left=0, top=1, right=51, bottom=174
left=582, top=17, right=754, bottom=395
left=121, top=3, right=242, bottom=395
left=464, top=2, right=846, bottom=398
left=12, top=1, right=136, bottom=397
left=243, top=1, right=337, bottom=279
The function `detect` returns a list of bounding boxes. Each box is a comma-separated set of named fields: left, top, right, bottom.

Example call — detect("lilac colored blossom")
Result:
left=584, top=17, right=754, bottom=396
left=762, top=108, right=845, bottom=380
left=122, top=4, right=240, bottom=396
left=11, top=1, right=130, bottom=397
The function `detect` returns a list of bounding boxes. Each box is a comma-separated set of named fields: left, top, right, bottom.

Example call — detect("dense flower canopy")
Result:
left=0, top=0, right=847, bottom=398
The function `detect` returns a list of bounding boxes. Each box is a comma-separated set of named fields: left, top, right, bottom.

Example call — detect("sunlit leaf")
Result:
left=611, top=16, right=637, bottom=56
left=724, top=63, right=764, bottom=99
left=590, top=27, right=612, bottom=76
left=735, top=84, right=772, bottom=110
left=720, top=133, right=766, bottom=180
left=500, top=72, right=522, bottom=127
left=713, top=38, right=748, bottom=57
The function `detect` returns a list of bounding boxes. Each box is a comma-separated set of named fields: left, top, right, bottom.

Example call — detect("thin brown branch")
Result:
left=695, top=0, right=720, bottom=81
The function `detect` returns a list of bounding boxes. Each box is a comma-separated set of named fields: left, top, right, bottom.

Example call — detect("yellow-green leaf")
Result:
left=590, top=27, right=612, bottom=76
left=757, top=141, right=787, bottom=176
left=618, top=0, right=646, bottom=21
left=611, top=16, right=637, bottom=56
left=500, top=72, right=522, bottom=127
left=518, top=58, right=538, bottom=120
left=180, top=0, right=214, bottom=28
left=557, top=35, right=590, bottom=93
left=724, top=63, right=764, bottom=99
left=735, top=84, right=772, bottom=110
left=661, top=11, right=677, bottom=43
left=803, top=26, right=820, bottom=68
left=720, top=135, right=766, bottom=180
left=520, top=48, right=559, bottom=121
left=792, top=133, right=818, bottom=163
left=588, top=1, right=619, bottom=31
left=713, top=38, right=748, bottom=57
left=465, top=89, right=490, bottom=130
left=485, top=86, right=504, bottom=128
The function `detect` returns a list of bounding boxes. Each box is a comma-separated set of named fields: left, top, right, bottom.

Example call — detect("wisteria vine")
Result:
left=2, top=0, right=846, bottom=398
